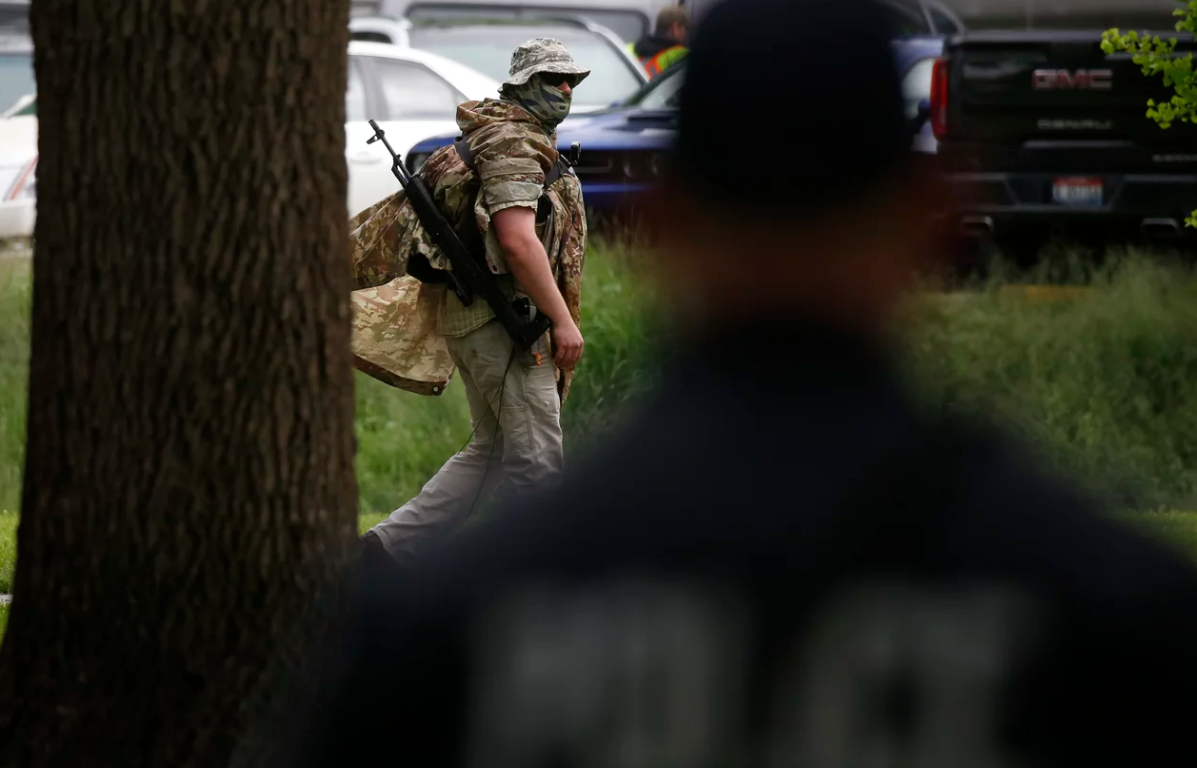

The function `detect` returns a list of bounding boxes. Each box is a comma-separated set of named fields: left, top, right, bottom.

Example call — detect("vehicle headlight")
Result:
left=622, top=155, right=641, bottom=180
left=650, top=153, right=668, bottom=177
left=623, top=153, right=663, bottom=181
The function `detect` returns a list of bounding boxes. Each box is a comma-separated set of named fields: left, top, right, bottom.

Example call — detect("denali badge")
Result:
left=1037, top=119, right=1112, bottom=130
left=1032, top=69, right=1113, bottom=91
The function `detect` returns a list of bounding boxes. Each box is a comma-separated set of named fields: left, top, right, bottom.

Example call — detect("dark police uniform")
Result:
left=284, top=1, right=1197, bottom=765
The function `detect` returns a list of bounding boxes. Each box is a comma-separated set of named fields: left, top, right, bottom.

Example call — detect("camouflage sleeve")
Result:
left=478, top=156, right=544, bottom=214
left=473, top=129, right=555, bottom=214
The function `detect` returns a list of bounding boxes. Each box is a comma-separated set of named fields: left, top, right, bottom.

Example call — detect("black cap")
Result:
left=671, top=0, right=912, bottom=217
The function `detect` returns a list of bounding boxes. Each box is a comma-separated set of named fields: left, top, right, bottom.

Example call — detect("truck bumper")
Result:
left=944, top=172, right=1197, bottom=240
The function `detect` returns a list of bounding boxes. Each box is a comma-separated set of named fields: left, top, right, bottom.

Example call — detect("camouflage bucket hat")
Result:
left=505, top=37, right=591, bottom=88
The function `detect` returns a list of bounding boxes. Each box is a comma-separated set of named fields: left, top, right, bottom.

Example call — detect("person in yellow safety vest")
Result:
left=626, top=5, right=689, bottom=78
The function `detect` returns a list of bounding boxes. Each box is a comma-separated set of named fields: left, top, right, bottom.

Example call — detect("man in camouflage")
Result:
left=349, top=38, right=589, bottom=569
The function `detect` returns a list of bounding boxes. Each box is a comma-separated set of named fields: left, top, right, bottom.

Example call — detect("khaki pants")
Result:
left=369, top=319, right=563, bottom=565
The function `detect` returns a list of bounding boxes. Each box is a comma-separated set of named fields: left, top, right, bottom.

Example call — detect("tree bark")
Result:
left=0, top=0, right=357, bottom=764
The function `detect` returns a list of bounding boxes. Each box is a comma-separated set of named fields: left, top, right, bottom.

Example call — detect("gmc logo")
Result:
left=1032, top=69, right=1113, bottom=91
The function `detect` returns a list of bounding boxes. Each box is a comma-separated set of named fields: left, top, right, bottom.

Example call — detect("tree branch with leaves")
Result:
left=1103, top=1, right=1197, bottom=225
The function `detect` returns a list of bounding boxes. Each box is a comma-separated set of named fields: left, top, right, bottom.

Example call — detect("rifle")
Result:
left=366, top=119, right=553, bottom=350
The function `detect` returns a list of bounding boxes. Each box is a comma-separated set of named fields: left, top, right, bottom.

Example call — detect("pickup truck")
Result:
left=933, top=30, right=1197, bottom=255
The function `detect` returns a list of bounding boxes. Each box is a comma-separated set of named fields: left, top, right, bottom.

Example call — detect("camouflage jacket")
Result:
left=348, top=99, right=587, bottom=402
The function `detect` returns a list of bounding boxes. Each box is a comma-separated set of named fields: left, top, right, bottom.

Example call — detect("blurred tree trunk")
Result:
left=0, top=0, right=358, bottom=764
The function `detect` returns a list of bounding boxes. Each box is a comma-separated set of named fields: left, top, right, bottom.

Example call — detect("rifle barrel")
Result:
left=367, top=119, right=412, bottom=185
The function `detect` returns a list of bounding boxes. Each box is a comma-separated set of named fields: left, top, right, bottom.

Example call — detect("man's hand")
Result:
left=492, top=205, right=584, bottom=370
left=552, top=320, right=584, bottom=370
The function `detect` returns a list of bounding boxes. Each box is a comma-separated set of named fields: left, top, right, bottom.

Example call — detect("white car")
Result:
left=350, top=16, right=648, bottom=114
left=0, top=136, right=35, bottom=248
left=345, top=41, right=500, bottom=215
left=348, top=15, right=412, bottom=47
left=0, top=42, right=499, bottom=245
left=0, top=32, right=34, bottom=249
left=361, top=0, right=682, bottom=45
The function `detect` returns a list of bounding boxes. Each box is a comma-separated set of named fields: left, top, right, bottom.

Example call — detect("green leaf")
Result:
left=1120, top=4, right=1197, bottom=137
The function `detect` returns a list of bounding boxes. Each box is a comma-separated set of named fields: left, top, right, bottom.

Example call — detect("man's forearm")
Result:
left=490, top=205, right=583, bottom=368
left=502, top=231, right=573, bottom=325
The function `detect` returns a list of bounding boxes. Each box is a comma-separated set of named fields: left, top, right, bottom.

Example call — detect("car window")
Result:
left=369, top=58, right=463, bottom=119
left=551, top=11, right=644, bottom=43
left=350, top=31, right=394, bottom=44
left=346, top=58, right=368, bottom=122
left=0, top=6, right=28, bottom=36
left=630, top=65, right=683, bottom=110
left=876, top=0, right=932, bottom=35
left=7, top=94, right=31, bottom=115
left=0, top=51, right=33, bottom=115
left=927, top=4, right=962, bottom=35
left=408, top=25, right=643, bottom=108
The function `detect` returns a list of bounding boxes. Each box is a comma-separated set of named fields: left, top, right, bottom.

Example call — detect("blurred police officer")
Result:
left=290, top=1, right=1197, bottom=765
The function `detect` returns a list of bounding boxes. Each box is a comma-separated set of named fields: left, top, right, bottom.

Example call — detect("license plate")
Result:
left=1052, top=177, right=1103, bottom=206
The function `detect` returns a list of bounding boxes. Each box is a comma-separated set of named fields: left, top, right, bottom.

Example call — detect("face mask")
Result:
left=505, top=77, right=573, bottom=131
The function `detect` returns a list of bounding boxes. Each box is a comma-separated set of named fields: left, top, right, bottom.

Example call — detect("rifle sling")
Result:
left=399, top=137, right=568, bottom=348
left=453, top=137, right=572, bottom=190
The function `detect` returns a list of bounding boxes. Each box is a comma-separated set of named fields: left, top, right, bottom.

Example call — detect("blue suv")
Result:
left=404, top=2, right=955, bottom=219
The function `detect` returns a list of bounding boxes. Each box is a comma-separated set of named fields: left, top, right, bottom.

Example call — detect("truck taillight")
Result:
left=930, top=57, right=949, bottom=140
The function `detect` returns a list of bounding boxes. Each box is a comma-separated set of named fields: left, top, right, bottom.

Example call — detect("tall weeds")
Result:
left=6, top=244, right=1197, bottom=514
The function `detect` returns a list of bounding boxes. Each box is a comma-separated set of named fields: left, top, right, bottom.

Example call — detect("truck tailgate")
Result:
left=949, top=30, right=1197, bottom=146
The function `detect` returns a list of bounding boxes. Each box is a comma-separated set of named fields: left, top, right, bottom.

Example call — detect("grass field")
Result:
left=352, top=239, right=661, bottom=514
left=0, top=244, right=661, bottom=517
left=904, top=248, right=1197, bottom=510
left=6, top=243, right=1197, bottom=591
left=0, top=258, right=29, bottom=517
left=1134, top=509, right=1197, bottom=560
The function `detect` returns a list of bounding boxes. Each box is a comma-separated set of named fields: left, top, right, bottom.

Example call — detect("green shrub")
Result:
left=0, top=260, right=30, bottom=513
left=902, top=249, right=1197, bottom=509
left=353, top=236, right=663, bottom=515
left=560, top=236, right=664, bottom=446
left=8, top=245, right=1197, bottom=514
left=0, top=240, right=663, bottom=517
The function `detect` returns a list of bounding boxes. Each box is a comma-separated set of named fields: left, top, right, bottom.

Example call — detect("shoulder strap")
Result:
left=454, top=136, right=572, bottom=191
left=543, top=157, right=573, bottom=189
left=453, top=137, right=476, bottom=172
